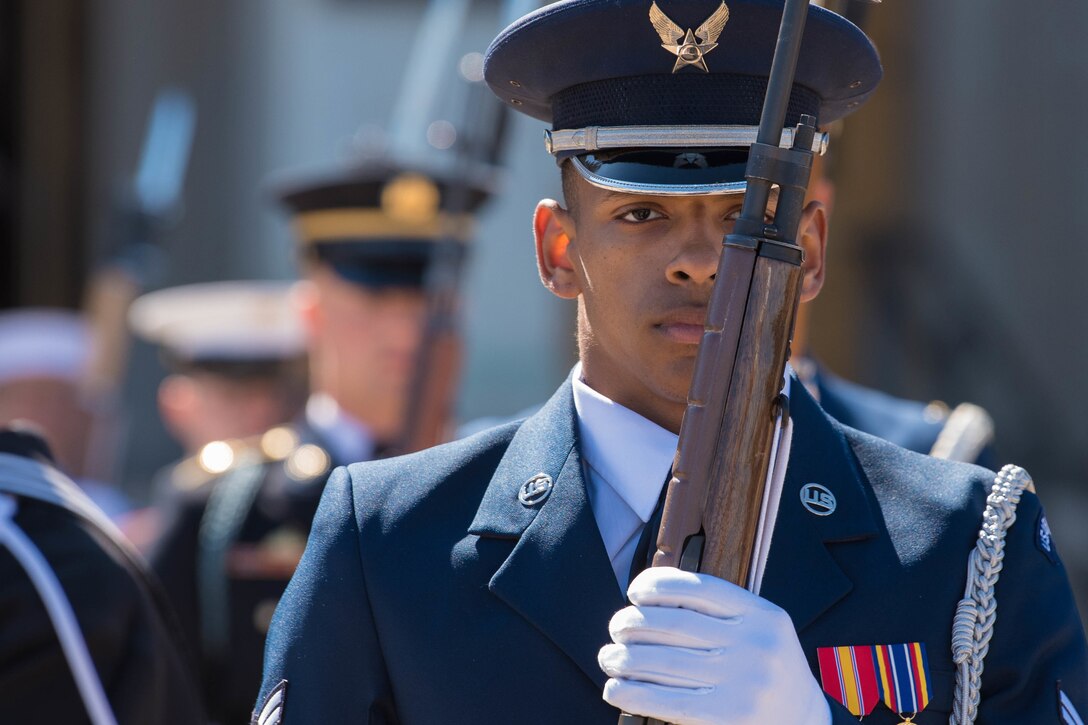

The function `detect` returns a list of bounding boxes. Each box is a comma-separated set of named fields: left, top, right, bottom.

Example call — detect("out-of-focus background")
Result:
left=2, top=0, right=1086, bottom=610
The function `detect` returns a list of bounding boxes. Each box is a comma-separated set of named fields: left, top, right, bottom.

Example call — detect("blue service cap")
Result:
left=484, top=0, right=881, bottom=195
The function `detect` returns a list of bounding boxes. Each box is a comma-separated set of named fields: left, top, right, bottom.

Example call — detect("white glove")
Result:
left=599, top=567, right=831, bottom=725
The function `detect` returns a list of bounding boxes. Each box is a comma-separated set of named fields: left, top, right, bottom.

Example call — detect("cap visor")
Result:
left=570, top=148, right=750, bottom=196
left=313, top=240, right=438, bottom=289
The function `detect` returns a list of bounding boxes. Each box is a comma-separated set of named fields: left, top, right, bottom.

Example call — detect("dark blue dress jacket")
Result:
left=257, top=379, right=1086, bottom=724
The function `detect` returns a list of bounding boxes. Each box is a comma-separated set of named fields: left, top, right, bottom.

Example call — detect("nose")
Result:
left=664, top=218, right=721, bottom=286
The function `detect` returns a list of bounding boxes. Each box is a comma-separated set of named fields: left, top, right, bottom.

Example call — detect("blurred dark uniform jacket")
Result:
left=805, top=362, right=999, bottom=469
left=0, top=436, right=204, bottom=724
left=150, top=416, right=344, bottom=725
left=256, top=378, right=1087, bottom=724
left=218, top=151, right=487, bottom=724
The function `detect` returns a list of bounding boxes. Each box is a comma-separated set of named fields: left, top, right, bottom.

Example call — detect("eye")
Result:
left=620, top=208, right=664, bottom=223
left=723, top=208, right=775, bottom=224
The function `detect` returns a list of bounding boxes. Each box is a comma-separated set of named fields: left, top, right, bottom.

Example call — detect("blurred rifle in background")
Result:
left=391, top=0, right=536, bottom=455
left=80, top=89, right=195, bottom=483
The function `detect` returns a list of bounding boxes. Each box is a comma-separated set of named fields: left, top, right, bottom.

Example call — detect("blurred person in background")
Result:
left=119, top=281, right=310, bottom=554
left=778, top=1, right=999, bottom=466
left=0, top=309, right=132, bottom=518
left=128, top=281, right=310, bottom=496
left=792, top=151, right=999, bottom=467
left=148, top=161, right=489, bottom=724
left=0, top=424, right=204, bottom=724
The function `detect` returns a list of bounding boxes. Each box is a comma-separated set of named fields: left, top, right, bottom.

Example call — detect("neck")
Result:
left=577, top=356, right=686, bottom=435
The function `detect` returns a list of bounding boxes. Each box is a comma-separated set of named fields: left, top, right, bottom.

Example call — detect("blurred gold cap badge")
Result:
left=381, top=173, right=441, bottom=223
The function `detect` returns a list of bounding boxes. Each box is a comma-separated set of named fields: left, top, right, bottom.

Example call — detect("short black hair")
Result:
left=559, top=159, right=578, bottom=213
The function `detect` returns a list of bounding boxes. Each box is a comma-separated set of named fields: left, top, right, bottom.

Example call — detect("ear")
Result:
left=533, top=200, right=580, bottom=300
left=806, top=153, right=836, bottom=217
left=796, top=200, right=828, bottom=303
left=157, top=375, right=199, bottom=446
left=809, top=175, right=835, bottom=218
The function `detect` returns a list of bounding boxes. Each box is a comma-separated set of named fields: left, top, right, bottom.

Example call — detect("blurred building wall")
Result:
left=3, top=1, right=87, bottom=307
left=811, top=0, right=1088, bottom=609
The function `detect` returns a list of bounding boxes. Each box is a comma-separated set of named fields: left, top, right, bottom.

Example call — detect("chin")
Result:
left=662, top=358, right=697, bottom=395
left=640, top=370, right=692, bottom=412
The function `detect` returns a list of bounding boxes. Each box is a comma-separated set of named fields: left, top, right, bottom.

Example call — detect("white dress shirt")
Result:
left=572, top=363, right=678, bottom=592
left=305, top=393, right=377, bottom=465
left=572, top=363, right=793, bottom=594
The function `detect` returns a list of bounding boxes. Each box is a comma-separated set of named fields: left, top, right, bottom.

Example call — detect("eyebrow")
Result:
left=597, top=190, right=646, bottom=204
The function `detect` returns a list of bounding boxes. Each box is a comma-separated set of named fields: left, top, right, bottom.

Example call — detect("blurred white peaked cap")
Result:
left=129, top=281, right=306, bottom=363
left=0, top=309, right=92, bottom=384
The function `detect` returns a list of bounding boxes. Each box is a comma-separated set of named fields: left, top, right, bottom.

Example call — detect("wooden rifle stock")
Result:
left=653, top=243, right=803, bottom=583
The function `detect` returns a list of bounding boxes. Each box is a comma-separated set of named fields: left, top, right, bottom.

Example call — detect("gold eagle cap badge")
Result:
left=649, top=1, right=731, bottom=73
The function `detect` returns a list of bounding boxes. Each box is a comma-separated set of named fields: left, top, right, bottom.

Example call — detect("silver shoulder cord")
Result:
left=0, top=453, right=121, bottom=725
left=950, top=464, right=1035, bottom=725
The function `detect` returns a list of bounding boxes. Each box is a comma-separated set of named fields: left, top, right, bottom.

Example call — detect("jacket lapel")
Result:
left=760, top=379, right=880, bottom=632
left=466, top=375, right=881, bottom=683
left=468, top=380, right=624, bottom=689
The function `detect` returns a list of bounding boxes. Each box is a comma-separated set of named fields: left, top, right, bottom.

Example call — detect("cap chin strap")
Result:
left=545, top=124, right=829, bottom=155
left=569, top=155, right=748, bottom=197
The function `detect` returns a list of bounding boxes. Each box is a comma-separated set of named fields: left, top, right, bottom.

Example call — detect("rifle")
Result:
left=619, top=1, right=848, bottom=722
left=651, top=0, right=882, bottom=585
left=644, top=0, right=883, bottom=583
left=392, top=0, right=535, bottom=454
left=394, top=97, right=496, bottom=454
left=650, top=0, right=816, bottom=588
left=81, top=89, right=196, bottom=482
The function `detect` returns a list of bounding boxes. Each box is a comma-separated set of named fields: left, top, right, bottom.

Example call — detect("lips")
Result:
left=654, top=307, right=707, bottom=345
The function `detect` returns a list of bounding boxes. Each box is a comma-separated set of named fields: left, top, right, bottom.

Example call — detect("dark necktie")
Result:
left=626, top=469, right=671, bottom=591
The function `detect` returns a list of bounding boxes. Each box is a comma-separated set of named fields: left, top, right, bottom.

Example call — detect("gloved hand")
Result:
left=599, top=567, right=831, bottom=725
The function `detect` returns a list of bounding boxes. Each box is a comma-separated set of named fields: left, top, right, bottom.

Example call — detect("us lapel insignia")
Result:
left=817, top=643, right=933, bottom=723
left=800, top=482, right=836, bottom=516
left=649, top=1, right=730, bottom=73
